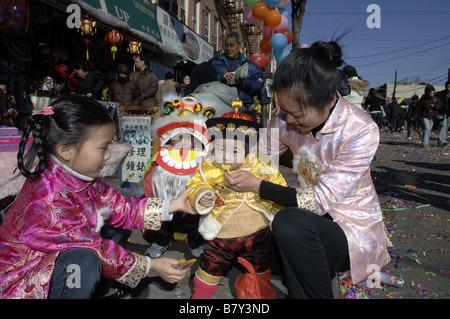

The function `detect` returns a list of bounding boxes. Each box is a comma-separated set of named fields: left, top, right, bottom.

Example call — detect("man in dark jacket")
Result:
left=435, top=81, right=449, bottom=147
left=107, top=64, right=141, bottom=106
left=129, top=54, right=159, bottom=107
left=388, top=97, right=400, bottom=132
left=209, top=32, right=263, bottom=112
left=406, top=95, right=422, bottom=140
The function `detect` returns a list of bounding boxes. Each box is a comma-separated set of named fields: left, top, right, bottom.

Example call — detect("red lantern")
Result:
left=127, top=40, right=142, bottom=54
left=105, top=30, right=123, bottom=60
left=78, top=19, right=96, bottom=60
left=79, top=18, right=96, bottom=36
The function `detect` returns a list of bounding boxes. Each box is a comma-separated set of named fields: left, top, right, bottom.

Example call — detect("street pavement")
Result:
left=104, top=129, right=449, bottom=300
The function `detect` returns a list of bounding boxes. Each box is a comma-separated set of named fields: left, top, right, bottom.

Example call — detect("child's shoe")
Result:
left=144, top=242, right=171, bottom=258
left=192, top=275, right=218, bottom=299
left=189, top=245, right=204, bottom=258
left=186, top=238, right=204, bottom=257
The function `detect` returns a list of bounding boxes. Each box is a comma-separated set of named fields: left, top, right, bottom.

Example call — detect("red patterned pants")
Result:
left=198, top=227, right=271, bottom=283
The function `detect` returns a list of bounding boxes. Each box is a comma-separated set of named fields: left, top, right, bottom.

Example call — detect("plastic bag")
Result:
left=235, top=257, right=276, bottom=299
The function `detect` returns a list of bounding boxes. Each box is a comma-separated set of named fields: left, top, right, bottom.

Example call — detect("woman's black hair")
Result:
left=271, top=41, right=343, bottom=113
left=73, top=60, right=93, bottom=72
left=17, top=95, right=113, bottom=178
left=343, top=65, right=360, bottom=79
left=424, top=84, right=435, bottom=98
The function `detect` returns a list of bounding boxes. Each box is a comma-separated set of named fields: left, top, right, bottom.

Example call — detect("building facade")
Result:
left=153, top=0, right=263, bottom=58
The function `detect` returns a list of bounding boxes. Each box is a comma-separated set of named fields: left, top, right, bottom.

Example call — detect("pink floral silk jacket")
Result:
left=260, top=95, right=391, bottom=283
left=0, top=156, right=163, bottom=298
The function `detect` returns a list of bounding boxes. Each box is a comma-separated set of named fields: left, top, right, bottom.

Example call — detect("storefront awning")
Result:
left=73, top=0, right=188, bottom=67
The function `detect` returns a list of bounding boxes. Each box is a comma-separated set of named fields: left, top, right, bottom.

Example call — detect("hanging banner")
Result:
left=156, top=7, right=213, bottom=64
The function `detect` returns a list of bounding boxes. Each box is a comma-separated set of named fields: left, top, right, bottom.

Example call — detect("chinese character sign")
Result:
left=120, top=116, right=152, bottom=183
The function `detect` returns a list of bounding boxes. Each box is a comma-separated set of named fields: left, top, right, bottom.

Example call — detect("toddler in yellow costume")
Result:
left=186, top=100, right=286, bottom=298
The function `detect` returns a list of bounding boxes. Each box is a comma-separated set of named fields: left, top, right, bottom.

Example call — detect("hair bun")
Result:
left=310, top=41, right=343, bottom=67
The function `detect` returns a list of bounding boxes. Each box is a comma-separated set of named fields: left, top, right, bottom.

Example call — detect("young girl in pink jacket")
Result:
left=0, top=95, right=194, bottom=299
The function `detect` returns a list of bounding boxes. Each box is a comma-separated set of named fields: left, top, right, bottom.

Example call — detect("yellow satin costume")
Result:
left=186, top=152, right=286, bottom=241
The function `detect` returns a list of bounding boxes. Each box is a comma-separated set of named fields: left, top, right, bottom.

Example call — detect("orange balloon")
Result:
left=259, top=37, right=272, bottom=54
left=265, top=10, right=282, bottom=28
left=252, top=2, right=270, bottom=21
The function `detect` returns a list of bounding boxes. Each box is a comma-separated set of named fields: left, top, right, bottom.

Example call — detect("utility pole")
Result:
left=392, top=70, right=397, bottom=99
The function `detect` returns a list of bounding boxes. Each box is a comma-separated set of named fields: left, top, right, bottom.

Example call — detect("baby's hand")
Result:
left=199, top=193, right=216, bottom=207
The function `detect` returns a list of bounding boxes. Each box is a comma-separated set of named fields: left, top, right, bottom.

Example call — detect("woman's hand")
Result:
left=224, top=170, right=262, bottom=193
left=169, top=187, right=196, bottom=214
left=150, top=258, right=189, bottom=283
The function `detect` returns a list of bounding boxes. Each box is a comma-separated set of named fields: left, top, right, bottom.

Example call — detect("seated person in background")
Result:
left=0, top=82, right=18, bottom=126
left=73, top=60, right=104, bottom=99
left=107, top=64, right=141, bottom=106
left=209, top=32, right=263, bottom=113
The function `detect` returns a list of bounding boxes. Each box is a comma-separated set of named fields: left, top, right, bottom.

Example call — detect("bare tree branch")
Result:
left=291, top=0, right=308, bottom=50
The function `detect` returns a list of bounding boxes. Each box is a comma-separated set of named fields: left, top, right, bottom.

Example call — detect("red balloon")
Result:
left=274, top=28, right=293, bottom=44
left=252, top=2, right=270, bottom=20
left=250, top=53, right=270, bottom=70
left=259, top=37, right=272, bottom=54
left=0, top=0, right=29, bottom=36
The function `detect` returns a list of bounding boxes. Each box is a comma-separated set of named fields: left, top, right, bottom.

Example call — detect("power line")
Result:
left=355, top=42, right=450, bottom=68
left=427, top=74, right=448, bottom=85
left=347, top=35, right=450, bottom=59
left=306, top=11, right=450, bottom=16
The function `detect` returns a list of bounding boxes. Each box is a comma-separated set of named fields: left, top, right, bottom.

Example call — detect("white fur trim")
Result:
left=198, top=214, right=222, bottom=241
left=95, top=207, right=112, bottom=232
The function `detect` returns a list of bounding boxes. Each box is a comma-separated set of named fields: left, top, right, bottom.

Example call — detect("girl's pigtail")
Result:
left=17, top=115, right=51, bottom=178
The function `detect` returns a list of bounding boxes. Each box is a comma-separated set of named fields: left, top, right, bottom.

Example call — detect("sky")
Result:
left=282, top=0, right=450, bottom=88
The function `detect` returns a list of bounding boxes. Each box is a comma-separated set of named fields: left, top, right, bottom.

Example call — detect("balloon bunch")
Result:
left=244, top=0, right=292, bottom=68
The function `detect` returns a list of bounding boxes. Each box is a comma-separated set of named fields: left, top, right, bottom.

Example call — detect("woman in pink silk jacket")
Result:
left=0, top=96, right=193, bottom=299
left=225, top=42, right=392, bottom=298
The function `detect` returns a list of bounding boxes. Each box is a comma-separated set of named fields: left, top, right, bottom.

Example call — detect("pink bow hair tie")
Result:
left=32, top=106, right=54, bottom=116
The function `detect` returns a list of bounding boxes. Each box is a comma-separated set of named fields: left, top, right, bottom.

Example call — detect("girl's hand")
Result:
left=169, top=187, right=196, bottom=214
left=224, top=170, right=262, bottom=193
left=199, top=192, right=216, bottom=207
left=150, top=258, right=189, bottom=283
